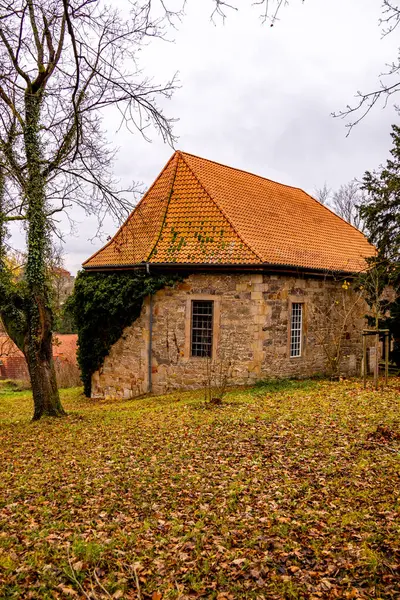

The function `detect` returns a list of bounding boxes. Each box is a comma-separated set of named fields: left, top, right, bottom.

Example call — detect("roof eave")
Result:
left=82, top=260, right=363, bottom=278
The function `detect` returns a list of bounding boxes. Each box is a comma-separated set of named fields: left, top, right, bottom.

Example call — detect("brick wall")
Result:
left=91, top=272, right=370, bottom=400
left=0, top=356, right=29, bottom=381
left=0, top=334, right=79, bottom=385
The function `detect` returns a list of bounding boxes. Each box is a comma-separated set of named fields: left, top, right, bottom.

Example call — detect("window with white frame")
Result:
left=290, top=302, right=303, bottom=358
left=191, top=300, right=214, bottom=357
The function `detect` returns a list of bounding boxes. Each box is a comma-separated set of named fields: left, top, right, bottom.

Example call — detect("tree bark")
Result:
left=26, top=327, right=65, bottom=420
left=374, top=332, right=379, bottom=391
left=23, top=91, right=65, bottom=420
left=374, top=299, right=379, bottom=391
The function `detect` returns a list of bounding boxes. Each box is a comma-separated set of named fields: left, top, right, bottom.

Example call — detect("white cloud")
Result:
left=10, top=0, right=400, bottom=274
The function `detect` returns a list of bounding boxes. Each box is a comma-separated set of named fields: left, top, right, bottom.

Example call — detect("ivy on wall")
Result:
left=67, top=270, right=181, bottom=397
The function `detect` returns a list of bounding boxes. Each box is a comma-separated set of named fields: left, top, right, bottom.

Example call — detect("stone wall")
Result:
left=91, top=272, right=370, bottom=399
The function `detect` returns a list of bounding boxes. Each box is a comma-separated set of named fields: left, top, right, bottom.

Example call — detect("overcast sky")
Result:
left=11, top=0, right=400, bottom=273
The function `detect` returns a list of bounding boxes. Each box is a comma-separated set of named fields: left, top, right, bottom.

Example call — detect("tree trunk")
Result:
left=374, top=308, right=379, bottom=391
left=374, top=332, right=379, bottom=391
left=26, top=329, right=65, bottom=420
left=23, top=91, right=65, bottom=420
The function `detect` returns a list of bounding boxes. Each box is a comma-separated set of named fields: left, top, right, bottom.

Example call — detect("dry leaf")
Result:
left=57, top=584, right=78, bottom=597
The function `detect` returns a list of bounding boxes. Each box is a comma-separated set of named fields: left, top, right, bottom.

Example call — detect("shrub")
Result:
left=54, top=358, right=82, bottom=388
left=68, top=270, right=181, bottom=397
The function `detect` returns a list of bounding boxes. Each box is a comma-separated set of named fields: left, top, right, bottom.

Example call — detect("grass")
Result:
left=0, top=378, right=399, bottom=599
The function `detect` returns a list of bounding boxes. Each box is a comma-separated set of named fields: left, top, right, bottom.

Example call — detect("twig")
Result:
left=93, top=567, right=113, bottom=598
left=367, top=440, right=399, bottom=454
left=133, top=564, right=142, bottom=600
left=65, top=547, right=92, bottom=600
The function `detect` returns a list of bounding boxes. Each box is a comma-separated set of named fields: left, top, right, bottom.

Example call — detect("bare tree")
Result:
left=313, top=179, right=366, bottom=231
left=209, top=0, right=293, bottom=24
left=0, top=0, right=178, bottom=420
left=312, top=281, right=364, bottom=379
left=314, top=182, right=332, bottom=206
left=0, top=334, right=17, bottom=358
left=358, top=260, right=397, bottom=389
left=204, top=350, right=233, bottom=405
left=332, top=180, right=366, bottom=232
left=0, top=0, right=287, bottom=420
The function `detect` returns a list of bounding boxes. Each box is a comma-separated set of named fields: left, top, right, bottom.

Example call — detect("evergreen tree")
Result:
left=360, top=125, right=400, bottom=365
left=361, top=125, right=400, bottom=268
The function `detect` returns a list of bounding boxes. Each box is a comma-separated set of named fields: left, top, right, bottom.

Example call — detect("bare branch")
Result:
left=4, top=214, right=26, bottom=221
left=333, top=1, right=400, bottom=130
left=0, top=23, right=31, bottom=86
left=331, top=180, right=366, bottom=232
left=333, top=81, right=400, bottom=136
left=314, top=182, right=332, bottom=206
left=61, top=0, right=81, bottom=159
left=0, top=84, right=24, bottom=126
left=27, top=0, right=45, bottom=70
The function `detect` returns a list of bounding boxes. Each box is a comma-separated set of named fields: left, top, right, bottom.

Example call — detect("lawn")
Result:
left=0, top=379, right=399, bottom=600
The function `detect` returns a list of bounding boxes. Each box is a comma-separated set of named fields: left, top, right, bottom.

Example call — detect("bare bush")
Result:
left=54, top=359, right=81, bottom=389
left=203, top=337, right=235, bottom=405
left=312, top=280, right=364, bottom=379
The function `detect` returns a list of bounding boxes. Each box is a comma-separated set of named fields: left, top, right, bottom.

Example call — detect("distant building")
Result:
left=0, top=334, right=79, bottom=384
left=52, top=267, right=75, bottom=308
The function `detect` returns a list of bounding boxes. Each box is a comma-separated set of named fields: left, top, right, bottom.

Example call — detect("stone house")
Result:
left=83, top=151, right=374, bottom=399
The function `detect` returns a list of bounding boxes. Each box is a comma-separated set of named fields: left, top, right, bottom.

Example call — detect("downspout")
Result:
left=146, top=262, right=153, bottom=393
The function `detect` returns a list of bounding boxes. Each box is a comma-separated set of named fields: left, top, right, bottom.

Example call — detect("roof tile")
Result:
left=84, top=151, right=374, bottom=273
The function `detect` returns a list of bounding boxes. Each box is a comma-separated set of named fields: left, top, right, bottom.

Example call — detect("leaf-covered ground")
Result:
left=0, top=379, right=399, bottom=599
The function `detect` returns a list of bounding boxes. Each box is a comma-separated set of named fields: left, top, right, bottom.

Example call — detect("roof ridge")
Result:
left=147, top=154, right=180, bottom=261
left=83, top=152, right=179, bottom=267
left=179, top=150, right=310, bottom=197
left=178, top=151, right=263, bottom=263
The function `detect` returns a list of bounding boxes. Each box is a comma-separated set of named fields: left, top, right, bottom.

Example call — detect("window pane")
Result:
left=191, top=300, right=213, bottom=357
left=290, top=303, right=303, bottom=358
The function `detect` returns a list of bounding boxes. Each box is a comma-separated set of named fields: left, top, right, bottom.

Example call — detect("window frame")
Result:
left=288, top=298, right=305, bottom=359
left=184, top=295, right=220, bottom=360
left=190, top=299, right=214, bottom=358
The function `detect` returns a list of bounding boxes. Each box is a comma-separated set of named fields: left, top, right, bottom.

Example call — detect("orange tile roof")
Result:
left=83, top=151, right=375, bottom=273
left=0, top=334, right=77, bottom=362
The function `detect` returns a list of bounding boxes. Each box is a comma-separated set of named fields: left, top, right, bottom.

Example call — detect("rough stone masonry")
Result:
left=91, top=273, right=369, bottom=400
